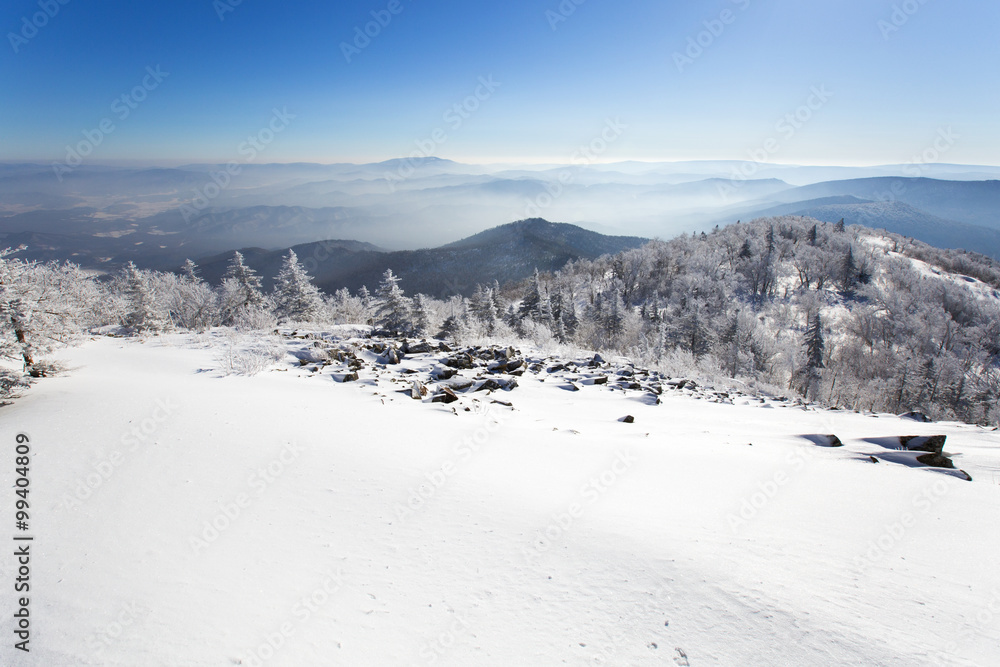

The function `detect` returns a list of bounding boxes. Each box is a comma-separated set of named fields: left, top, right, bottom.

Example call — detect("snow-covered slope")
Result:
left=1, top=333, right=999, bottom=666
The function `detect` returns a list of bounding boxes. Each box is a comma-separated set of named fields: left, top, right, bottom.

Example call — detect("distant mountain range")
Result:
left=193, top=219, right=648, bottom=298
left=1, top=160, right=999, bottom=274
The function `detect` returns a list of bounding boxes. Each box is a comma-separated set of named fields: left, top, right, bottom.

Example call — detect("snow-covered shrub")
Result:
left=215, top=329, right=285, bottom=376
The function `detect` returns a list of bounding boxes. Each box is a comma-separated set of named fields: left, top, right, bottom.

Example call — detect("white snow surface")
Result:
left=2, top=332, right=1000, bottom=666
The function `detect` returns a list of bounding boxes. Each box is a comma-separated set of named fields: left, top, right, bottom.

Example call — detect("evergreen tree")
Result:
left=834, top=218, right=846, bottom=233
left=841, top=246, right=858, bottom=293
left=272, top=249, right=323, bottom=322
left=122, top=261, right=167, bottom=333
left=410, top=294, right=431, bottom=337
left=220, top=251, right=266, bottom=323
left=807, top=224, right=818, bottom=246
left=469, top=284, right=497, bottom=333
left=376, top=268, right=412, bottom=335
left=181, top=259, right=202, bottom=283
left=802, top=311, right=825, bottom=399
left=518, top=269, right=548, bottom=322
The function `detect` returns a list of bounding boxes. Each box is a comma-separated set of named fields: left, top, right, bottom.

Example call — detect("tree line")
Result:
left=2, top=216, right=998, bottom=424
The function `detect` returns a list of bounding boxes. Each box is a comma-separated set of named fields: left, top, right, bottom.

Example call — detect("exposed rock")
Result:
left=377, top=347, right=402, bottom=365
left=443, top=377, right=474, bottom=392
left=916, top=452, right=955, bottom=469
left=900, top=435, right=946, bottom=453
left=403, top=340, right=435, bottom=354
left=444, top=353, right=475, bottom=369
left=334, top=372, right=359, bottom=383
left=899, top=411, right=933, bottom=423
left=430, top=367, right=457, bottom=380
left=410, top=380, right=427, bottom=399
left=431, top=387, right=460, bottom=404
left=619, top=415, right=635, bottom=424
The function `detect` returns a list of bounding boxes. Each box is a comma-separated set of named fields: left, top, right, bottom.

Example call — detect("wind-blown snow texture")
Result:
left=1, top=331, right=999, bottom=666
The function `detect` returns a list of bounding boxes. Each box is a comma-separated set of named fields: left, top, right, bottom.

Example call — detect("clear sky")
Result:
left=2, top=0, right=998, bottom=166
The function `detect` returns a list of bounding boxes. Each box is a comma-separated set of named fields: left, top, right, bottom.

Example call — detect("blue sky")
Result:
left=2, top=0, right=998, bottom=165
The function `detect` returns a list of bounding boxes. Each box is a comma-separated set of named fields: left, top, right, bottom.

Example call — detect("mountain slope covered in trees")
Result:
left=2, top=216, right=998, bottom=425
left=506, top=217, right=1000, bottom=424
left=193, top=219, right=647, bottom=298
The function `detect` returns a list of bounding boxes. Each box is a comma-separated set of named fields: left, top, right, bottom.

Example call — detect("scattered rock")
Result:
left=410, top=380, right=427, bottom=400
left=430, top=367, right=457, bottom=381
left=443, top=377, right=474, bottom=392
left=900, top=435, right=947, bottom=453
left=915, top=452, right=956, bottom=469
left=899, top=411, right=932, bottom=423
left=334, top=372, right=359, bottom=383
left=619, top=415, right=635, bottom=424
left=804, top=434, right=843, bottom=448
left=430, top=387, right=460, bottom=404
left=377, top=347, right=402, bottom=365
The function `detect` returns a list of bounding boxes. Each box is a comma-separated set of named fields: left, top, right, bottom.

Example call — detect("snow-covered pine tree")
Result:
left=469, top=284, right=497, bottom=334
left=376, top=268, right=412, bottom=335
left=220, top=251, right=267, bottom=324
left=518, top=269, right=547, bottom=322
left=410, top=294, right=431, bottom=337
left=181, top=259, right=201, bottom=283
left=121, top=261, right=168, bottom=333
left=841, top=246, right=858, bottom=293
left=802, top=310, right=825, bottom=400
left=272, top=249, right=323, bottom=323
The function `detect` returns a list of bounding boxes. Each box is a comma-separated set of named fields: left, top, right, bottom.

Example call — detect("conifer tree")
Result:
left=273, top=249, right=323, bottom=322
left=376, top=268, right=412, bottom=335
left=802, top=310, right=825, bottom=399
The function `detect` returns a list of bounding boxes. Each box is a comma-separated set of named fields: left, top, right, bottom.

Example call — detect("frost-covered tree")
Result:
left=272, top=250, right=323, bottom=323
left=376, top=268, right=412, bottom=335
left=119, top=261, right=168, bottom=333
left=220, top=251, right=267, bottom=324
left=801, top=310, right=825, bottom=399
left=161, top=260, right=219, bottom=331
left=0, top=248, right=98, bottom=374
left=469, top=284, right=498, bottom=333
left=410, top=294, right=431, bottom=337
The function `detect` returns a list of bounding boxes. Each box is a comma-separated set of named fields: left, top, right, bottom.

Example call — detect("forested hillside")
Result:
left=2, top=216, right=998, bottom=424
left=505, top=216, right=1000, bottom=424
